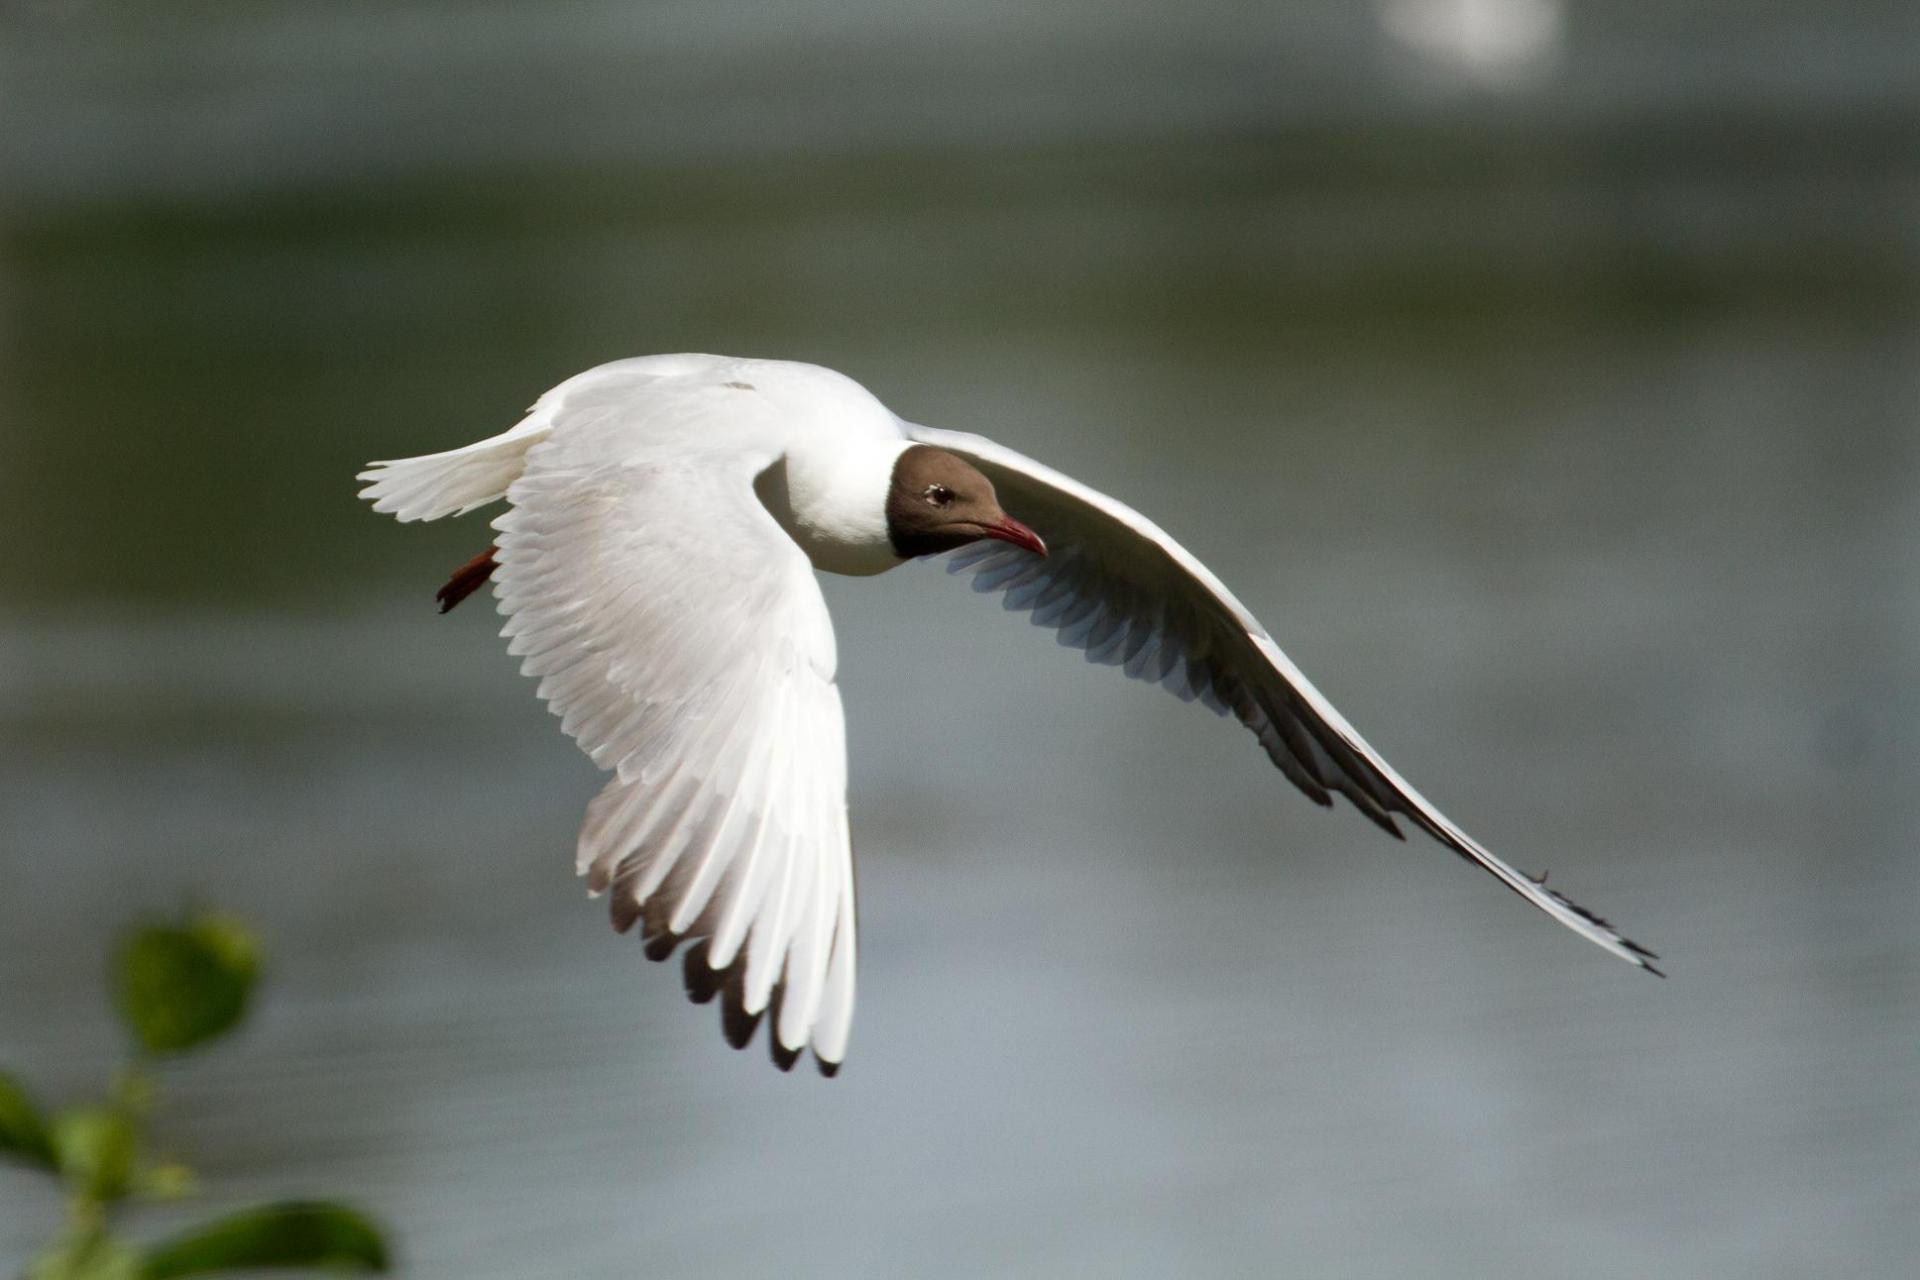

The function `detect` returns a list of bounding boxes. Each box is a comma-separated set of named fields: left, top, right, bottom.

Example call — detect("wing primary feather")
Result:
left=778, top=745, right=834, bottom=1051
left=909, top=422, right=1659, bottom=974
left=813, top=811, right=858, bottom=1072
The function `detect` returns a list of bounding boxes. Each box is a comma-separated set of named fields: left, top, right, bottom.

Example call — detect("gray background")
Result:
left=3, top=2, right=1916, bottom=1276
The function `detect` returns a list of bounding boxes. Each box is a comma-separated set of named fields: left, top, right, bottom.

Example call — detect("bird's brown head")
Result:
left=885, top=445, right=1047, bottom=560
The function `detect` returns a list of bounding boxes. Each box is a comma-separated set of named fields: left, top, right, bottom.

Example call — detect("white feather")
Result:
left=357, top=353, right=1655, bottom=1083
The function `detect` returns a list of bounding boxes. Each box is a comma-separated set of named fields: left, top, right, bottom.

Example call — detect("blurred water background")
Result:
left=2, top=2, right=1917, bottom=1275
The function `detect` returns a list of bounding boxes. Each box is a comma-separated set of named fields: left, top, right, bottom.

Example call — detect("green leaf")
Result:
left=0, top=1069, right=58, bottom=1169
left=133, top=1161, right=198, bottom=1202
left=139, top=1203, right=390, bottom=1277
left=115, top=914, right=261, bottom=1055
left=51, top=1105, right=139, bottom=1203
left=26, top=1228, right=141, bottom=1280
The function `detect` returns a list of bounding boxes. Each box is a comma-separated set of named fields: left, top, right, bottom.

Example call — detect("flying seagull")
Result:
left=359, top=354, right=1658, bottom=1075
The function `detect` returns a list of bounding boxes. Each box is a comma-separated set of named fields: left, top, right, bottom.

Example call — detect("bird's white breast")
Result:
left=736, top=361, right=913, bottom=577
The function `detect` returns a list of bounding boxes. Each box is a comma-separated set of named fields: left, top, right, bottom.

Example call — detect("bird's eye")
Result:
left=924, top=484, right=954, bottom=507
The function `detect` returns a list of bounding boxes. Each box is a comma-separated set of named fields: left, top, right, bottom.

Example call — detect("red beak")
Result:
left=983, top=515, right=1047, bottom=558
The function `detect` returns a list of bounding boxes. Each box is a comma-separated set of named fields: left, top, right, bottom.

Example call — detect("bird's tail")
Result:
left=357, top=417, right=551, bottom=523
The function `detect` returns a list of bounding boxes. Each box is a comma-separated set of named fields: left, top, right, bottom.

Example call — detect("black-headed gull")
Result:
left=359, top=354, right=1657, bottom=1075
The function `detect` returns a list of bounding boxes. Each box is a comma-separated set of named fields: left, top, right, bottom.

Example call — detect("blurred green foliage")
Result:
left=140, top=1206, right=388, bottom=1280
left=114, top=917, right=259, bottom=1056
left=4, top=912, right=390, bottom=1279
left=0, top=1075, right=58, bottom=1171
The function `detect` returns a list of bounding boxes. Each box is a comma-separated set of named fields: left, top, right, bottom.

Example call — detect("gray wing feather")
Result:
left=914, top=425, right=1660, bottom=975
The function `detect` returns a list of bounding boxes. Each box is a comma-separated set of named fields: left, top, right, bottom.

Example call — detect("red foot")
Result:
left=436, top=545, right=498, bottom=613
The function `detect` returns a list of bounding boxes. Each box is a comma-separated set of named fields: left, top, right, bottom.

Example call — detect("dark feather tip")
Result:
left=680, top=943, right=720, bottom=1003
left=722, top=996, right=762, bottom=1050
left=1345, top=796, right=1403, bottom=840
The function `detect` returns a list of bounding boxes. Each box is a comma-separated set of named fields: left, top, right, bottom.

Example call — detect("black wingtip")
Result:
left=628, top=919, right=828, bottom=1075
left=722, top=1006, right=762, bottom=1048
left=1347, top=794, right=1403, bottom=841
left=680, top=942, right=720, bottom=1003
left=1623, top=937, right=1666, bottom=977
left=1535, top=882, right=1664, bottom=977
left=763, top=983, right=802, bottom=1071
left=676, top=941, right=772, bottom=1049
left=816, top=1056, right=842, bottom=1079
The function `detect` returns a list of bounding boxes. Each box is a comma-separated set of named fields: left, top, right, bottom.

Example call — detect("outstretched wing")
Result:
left=495, top=410, right=858, bottom=1073
left=910, top=425, right=1659, bottom=974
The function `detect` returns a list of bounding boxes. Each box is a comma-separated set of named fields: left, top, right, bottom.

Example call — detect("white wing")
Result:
left=911, top=425, right=1660, bottom=974
left=495, top=397, right=858, bottom=1074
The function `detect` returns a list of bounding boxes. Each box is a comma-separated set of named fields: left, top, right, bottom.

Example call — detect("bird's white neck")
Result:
left=762, top=435, right=913, bottom=577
